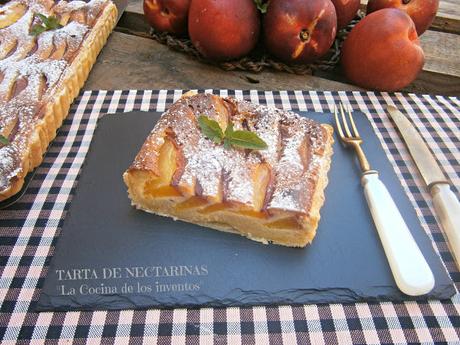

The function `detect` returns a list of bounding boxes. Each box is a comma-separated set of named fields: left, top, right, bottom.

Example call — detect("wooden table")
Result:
left=85, top=0, right=460, bottom=96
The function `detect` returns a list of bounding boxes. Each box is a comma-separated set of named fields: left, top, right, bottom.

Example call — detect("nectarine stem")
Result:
left=299, top=29, right=310, bottom=42
left=402, top=0, right=411, bottom=4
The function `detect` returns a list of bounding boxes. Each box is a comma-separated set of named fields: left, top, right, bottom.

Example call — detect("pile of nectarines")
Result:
left=143, top=0, right=439, bottom=91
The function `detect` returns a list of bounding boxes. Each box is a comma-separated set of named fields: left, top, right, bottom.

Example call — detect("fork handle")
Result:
left=361, top=172, right=435, bottom=296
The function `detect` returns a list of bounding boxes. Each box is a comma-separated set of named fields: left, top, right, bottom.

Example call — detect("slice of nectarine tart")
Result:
left=123, top=92, right=334, bottom=247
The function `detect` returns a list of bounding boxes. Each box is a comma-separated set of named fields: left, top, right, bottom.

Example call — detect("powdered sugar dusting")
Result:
left=54, top=21, right=89, bottom=55
left=132, top=94, right=331, bottom=214
left=234, top=100, right=327, bottom=214
left=0, top=0, right=110, bottom=192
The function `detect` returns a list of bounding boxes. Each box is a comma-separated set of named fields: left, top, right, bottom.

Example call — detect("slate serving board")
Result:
left=37, top=110, right=455, bottom=312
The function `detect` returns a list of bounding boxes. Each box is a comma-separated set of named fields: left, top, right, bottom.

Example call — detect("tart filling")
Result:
left=0, top=0, right=117, bottom=200
left=124, top=93, right=334, bottom=247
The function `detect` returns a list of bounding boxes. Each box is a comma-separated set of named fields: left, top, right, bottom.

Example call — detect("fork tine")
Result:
left=346, top=104, right=360, bottom=137
left=334, top=106, right=345, bottom=139
left=339, top=103, right=352, bottom=137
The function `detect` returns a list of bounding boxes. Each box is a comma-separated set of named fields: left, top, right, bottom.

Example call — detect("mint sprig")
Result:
left=0, top=135, right=9, bottom=145
left=198, top=115, right=267, bottom=151
left=30, top=13, right=62, bottom=36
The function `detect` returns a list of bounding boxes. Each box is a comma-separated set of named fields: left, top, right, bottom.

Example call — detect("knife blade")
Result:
left=387, top=106, right=460, bottom=269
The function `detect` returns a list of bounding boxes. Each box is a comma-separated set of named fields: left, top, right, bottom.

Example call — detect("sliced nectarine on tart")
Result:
left=123, top=93, right=334, bottom=247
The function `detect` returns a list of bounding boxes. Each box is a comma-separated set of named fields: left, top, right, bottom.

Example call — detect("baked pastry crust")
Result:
left=0, top=0, right=117, bottom=201
left=124, top=93, right=334, bottom=247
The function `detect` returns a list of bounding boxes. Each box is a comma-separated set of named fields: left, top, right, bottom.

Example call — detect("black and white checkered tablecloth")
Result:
left=0, top=90, right=459, bottom=344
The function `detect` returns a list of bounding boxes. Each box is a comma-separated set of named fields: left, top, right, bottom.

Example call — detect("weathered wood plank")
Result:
left=87, top=32, right=460, bottom=96
left=421, top=31, right=460, bottom=77
left=407, top=71, right=460, bottom=96
left=316, top=67, right=460, bottom=96
left=85, top=31, right=361, bottom=91
left=126, top=0, right=143, bottom=14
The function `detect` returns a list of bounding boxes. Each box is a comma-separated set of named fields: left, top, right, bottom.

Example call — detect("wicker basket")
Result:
left=148, top=11, right=364, bottom=75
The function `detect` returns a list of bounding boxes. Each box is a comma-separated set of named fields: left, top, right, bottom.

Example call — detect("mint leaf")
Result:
left=224, top=122, right=234, bottom=137
left=253, top=0, right=268, bottom=13
left=223, top=139, right=232, bottom=150
left=30, top=13, right=62, bottom=36
left=226, top=130, right=268, bottom=150
left=0, top=135, right=9, bottom=145
left=198, top=115, right=267, bottom=151
left=36, top=13, right=50, bottom=25
left=198, top=115, right=224, bottom=144
left=47, top=15, right=61, bottom=28
left=30, top=24, right=47, bottom=36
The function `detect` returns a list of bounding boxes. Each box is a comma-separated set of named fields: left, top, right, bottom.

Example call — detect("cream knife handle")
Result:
left=362, top=173, right=435, bottom=296
left=431, top=183, right=460, bottom=269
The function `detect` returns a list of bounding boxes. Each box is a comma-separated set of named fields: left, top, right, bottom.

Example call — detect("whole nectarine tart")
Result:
left=123, top=93, right=334, bottom=247
left=0, top=0, right=117, bottom=201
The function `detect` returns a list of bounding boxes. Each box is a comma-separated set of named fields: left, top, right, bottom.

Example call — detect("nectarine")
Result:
left=330, top=0, right=360, bottom=29
left=264, top=0, right=337, bottom=64
left=367, top=0, right=439, bottom=35
left=188, top=0, right=260, bottom=61
left=341, top=8, right=425, bottom=91
left=143, top=0, right=191, bottom=36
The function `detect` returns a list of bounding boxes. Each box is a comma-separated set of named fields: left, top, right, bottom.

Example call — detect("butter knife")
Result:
left=387, top=106, right=460, bottom=269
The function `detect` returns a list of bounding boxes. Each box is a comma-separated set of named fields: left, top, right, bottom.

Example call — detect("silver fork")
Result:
left=335, top=103, right=434, bottom=296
